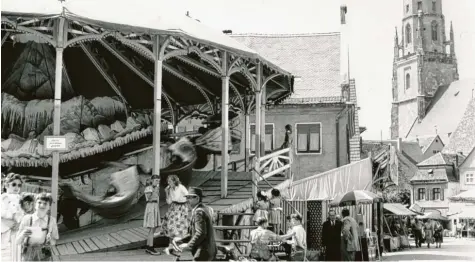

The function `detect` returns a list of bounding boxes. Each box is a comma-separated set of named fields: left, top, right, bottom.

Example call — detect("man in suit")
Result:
left=341, top=208, right=360, bottom=261
left=322, top=210, right=342, bottom=261
left=178, top=187, right=217, bottom=261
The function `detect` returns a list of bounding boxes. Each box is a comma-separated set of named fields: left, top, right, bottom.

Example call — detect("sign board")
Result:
left=44, top=136, right=68, bottom=152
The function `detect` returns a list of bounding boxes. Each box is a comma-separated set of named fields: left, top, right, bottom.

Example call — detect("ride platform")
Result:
left=42, top=171, right=288, bottom=261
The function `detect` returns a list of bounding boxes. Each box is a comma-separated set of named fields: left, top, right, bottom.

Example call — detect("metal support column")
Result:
left=252, top=62, right=263, bottom=199
left=221, top=52, right=230, bottom=198
left=244, top=113, right=250, bottom=172
left=51, top=17, right=66, bottom=219
left=260, top=83, right=266, bottom=155
left=152, top=36, right=163, bottom=178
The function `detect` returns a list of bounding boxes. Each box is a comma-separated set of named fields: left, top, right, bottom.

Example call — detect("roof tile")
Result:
left=442, top=99, right=475, bottom=157
left=410, top=168, right=448, bottom=182
left=408, top=79, right=475, bottom=143
left=231, top=33, right=342, bottom=103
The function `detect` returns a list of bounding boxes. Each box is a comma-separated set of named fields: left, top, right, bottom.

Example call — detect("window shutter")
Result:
left=416, top=188, right=420, bottom=200
left=441, top=187, right=444, bottom=200
left=425, top=187, right=429, bottom=200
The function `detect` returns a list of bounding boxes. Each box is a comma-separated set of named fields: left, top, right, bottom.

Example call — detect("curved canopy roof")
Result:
left=1, top=0, right=294, bottom=115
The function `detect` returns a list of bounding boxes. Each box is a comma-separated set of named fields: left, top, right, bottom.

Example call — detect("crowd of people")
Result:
left=411, top=218, right=444, bottom=248
left=1, top=173, right=59, bottom=262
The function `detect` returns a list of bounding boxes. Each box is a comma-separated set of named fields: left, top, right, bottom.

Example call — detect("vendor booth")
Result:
left=449, top=189, right=475, bottom=238
left=382, top=203, right=417, bottom=252
left=277, top=158, right=383, bottom=261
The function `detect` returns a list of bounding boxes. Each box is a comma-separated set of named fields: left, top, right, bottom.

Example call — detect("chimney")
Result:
left=340, top=3, right=349, bottom=85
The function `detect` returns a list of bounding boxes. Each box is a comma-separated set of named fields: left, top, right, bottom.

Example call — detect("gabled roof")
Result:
left=362, top=140, right=424, bottom=164
left=442, top=99, right=475, bottom=157
left=400, top=141, right=425, bottom=163
left=232, top=33, right=342, bottom=104
left=410, top=168, right=449, bottom=182
left=407, top=135, right=442, bottom=154
left=407, top=79, right=475, bottom=143
left=417, top=152, right=456, bottom=167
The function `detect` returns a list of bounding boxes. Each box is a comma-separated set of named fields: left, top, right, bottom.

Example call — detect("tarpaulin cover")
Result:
left=1, top=0, right=291, bottom=75
left=282, top=158, right=373, bottom=201
left=449, top=189, right=475, bottom=202
left=384, top=203, right=417, bottom=216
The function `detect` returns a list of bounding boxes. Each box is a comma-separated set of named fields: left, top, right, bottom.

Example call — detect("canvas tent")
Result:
left=281, top=157, right=373, bottom=201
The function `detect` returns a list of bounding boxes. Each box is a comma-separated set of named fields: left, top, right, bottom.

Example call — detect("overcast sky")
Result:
left=167, top=0, right=475, bottom=140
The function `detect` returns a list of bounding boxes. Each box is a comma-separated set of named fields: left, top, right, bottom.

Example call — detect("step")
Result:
left=214, top=225, right=257, bottom=230
left=215, top=239, right=251, bottom=243
left=217, top=213, right=254, bottom=216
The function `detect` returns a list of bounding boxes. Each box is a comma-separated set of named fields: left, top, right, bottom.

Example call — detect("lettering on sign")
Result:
left=44, top=136, right=68, bottom=151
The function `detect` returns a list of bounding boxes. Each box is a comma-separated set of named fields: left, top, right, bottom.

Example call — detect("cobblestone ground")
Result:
left=383, top=237, right=475, bottom=261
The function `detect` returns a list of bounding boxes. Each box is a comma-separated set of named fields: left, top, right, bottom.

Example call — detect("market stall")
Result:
left=449, top=189, right=475, bottom=238
left=382, top=203, right=417, bottom=251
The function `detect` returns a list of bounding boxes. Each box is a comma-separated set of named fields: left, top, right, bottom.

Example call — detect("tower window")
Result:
left=405, top=24, right=412, bottom=45
left=418, top=1, right=423, bottom=11
left=431, top=21, right=438, bottom=41
left=432, top=1, right=436, bottom=12
left=406, top=4, right=409, bottom=13
left=405, top=73, right=411, bottom=89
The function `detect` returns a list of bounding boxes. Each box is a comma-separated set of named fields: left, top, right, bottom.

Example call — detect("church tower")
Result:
left=390, top=0, right=459, bottom=139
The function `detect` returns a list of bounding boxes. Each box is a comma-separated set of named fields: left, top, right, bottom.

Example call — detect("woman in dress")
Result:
left=162, top=175, right=190, bottom=255
left=434, top=221, right=444, bottom=248
left=143, top=175, right=161, bottom=255
left=16, top=193, right=59, bottom=261
left=268, top=189, right=283, bottom=234
left=424, top=219, right=434, bottom=248
left=253, top=191, right=270, bottom=224
left=1, top=173, right=24, bottom=261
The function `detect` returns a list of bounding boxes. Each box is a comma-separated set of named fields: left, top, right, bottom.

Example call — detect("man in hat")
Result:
left=178, top=187, right=217, bottom=261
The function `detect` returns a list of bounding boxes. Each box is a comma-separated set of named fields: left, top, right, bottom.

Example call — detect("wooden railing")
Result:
left=256, top=147, right=292, bottom=181
left=217, top=154, right=255, bottom=172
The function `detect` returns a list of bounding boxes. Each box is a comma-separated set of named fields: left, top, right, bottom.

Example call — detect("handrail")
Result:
left=251, top=166, right=300, bottom=216
left=259, top=147, right=289, bottom=162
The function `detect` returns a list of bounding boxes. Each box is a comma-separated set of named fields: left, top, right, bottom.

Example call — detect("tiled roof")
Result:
left=231, top=33, right=342, bottom=104
left=417, top=152, right=457, bottom=167
left=400, top=141, right=425, bottom=163
left=410, top=168, right=449, bottom=182
left=407, top=79, right=475, bottom=143
left=407, top=135, right=441, bottom=154
left=442, top=99, right=475, bottom=157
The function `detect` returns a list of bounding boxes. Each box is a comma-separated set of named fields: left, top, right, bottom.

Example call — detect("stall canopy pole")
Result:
left=152, top=35, right=162, bottom=178
left=221, top=51, right=229, bottom=198
left=51, top=17, right=66, bottom=219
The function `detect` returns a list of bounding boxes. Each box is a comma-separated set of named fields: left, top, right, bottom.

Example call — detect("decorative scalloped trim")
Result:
left=1, top=126, right=153, bottom=167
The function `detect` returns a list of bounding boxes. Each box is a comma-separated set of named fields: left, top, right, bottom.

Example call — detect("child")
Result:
left=252, top=191, right=270, bottom=224
left=16, top=193, right=59, bottom=261
left=19, top=193, right=35, bottom=215
left=268, top=189, right=283, bottom=234
left=143, top=175, right=161, bottom=255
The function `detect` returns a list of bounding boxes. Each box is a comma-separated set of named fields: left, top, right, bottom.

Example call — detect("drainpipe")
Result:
left=336, top=106, right=347, bottom=167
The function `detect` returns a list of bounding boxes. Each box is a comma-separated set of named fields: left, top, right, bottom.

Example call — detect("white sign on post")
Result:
left=44, top=136, right=68, bottom=152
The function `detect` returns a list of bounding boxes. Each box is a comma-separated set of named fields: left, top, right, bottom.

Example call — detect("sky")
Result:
left=166, top=0, right=475, bottom=140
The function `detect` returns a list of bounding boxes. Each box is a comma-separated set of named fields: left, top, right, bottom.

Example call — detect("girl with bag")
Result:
left=143, top=175, right=161, bottom=255
left=16, top=193, right=59, bottom=261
